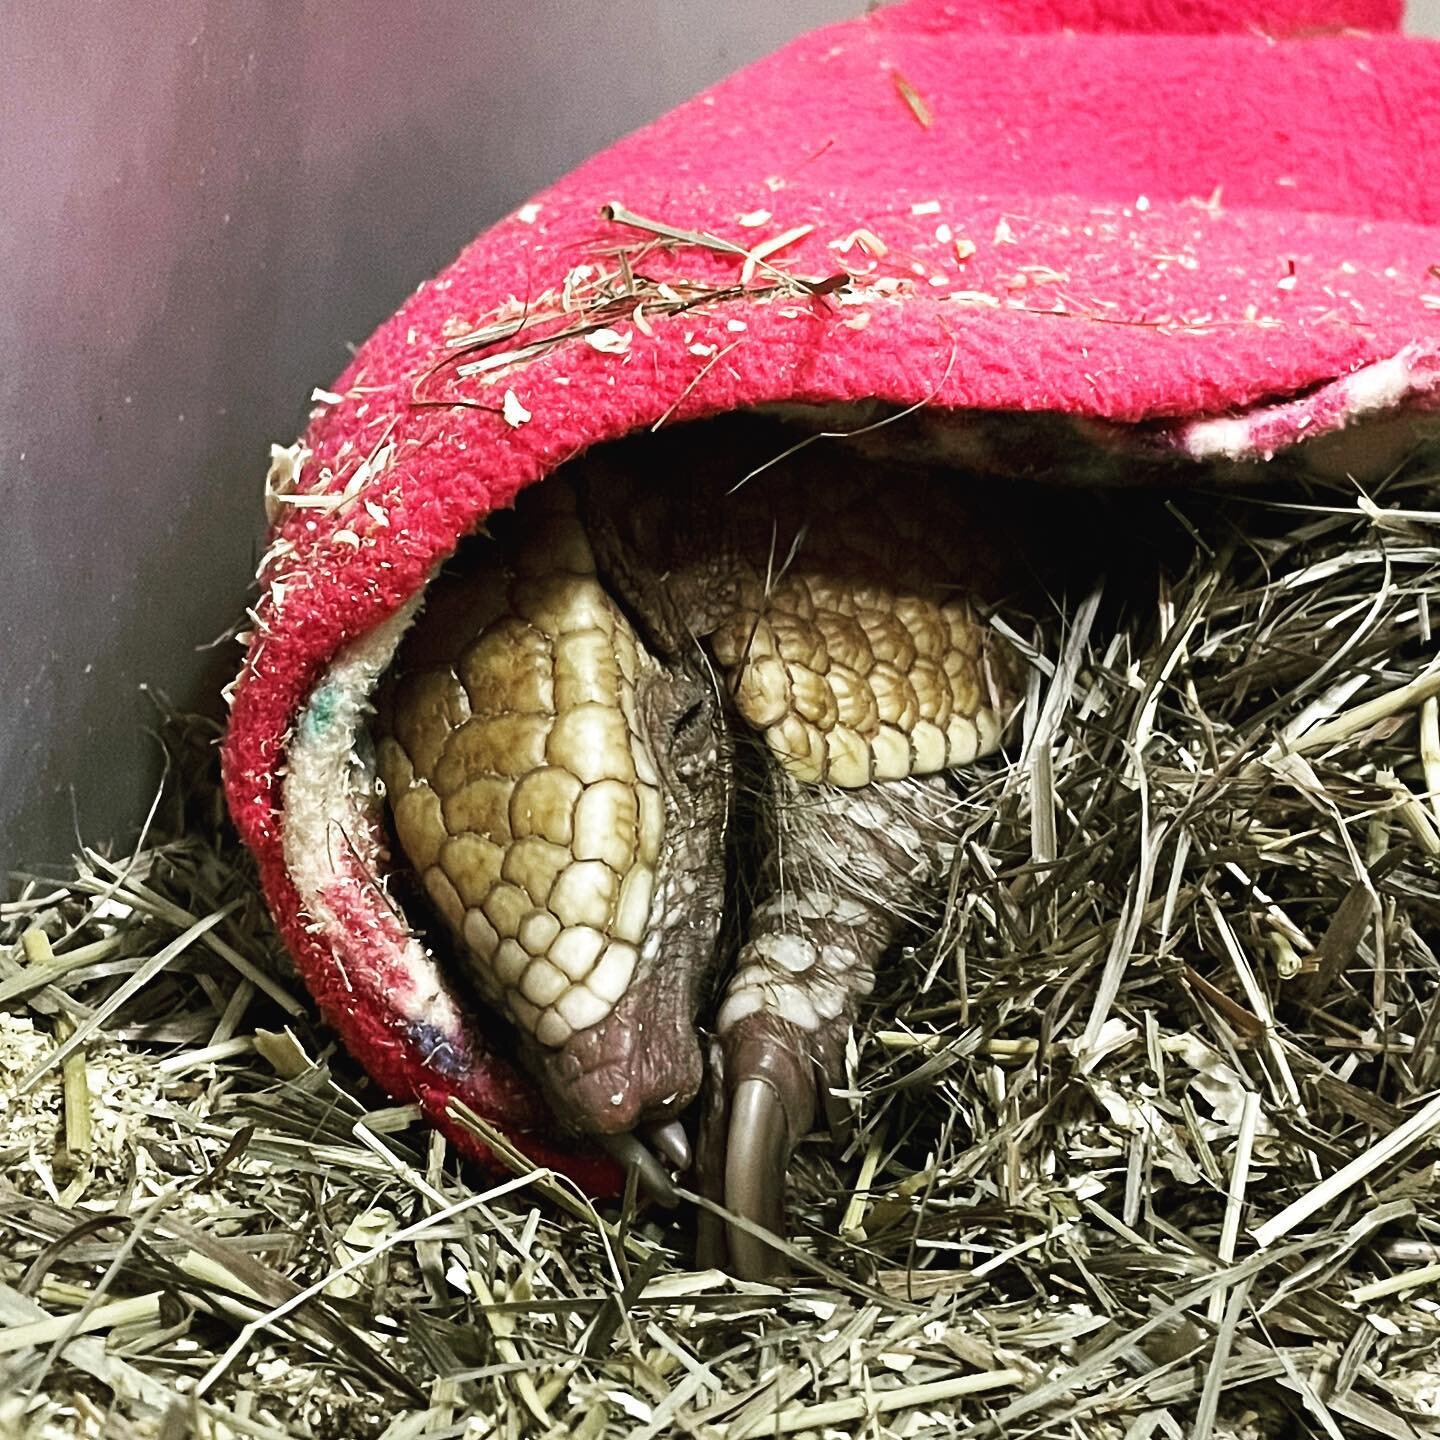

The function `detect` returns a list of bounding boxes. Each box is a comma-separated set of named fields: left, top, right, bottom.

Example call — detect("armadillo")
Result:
left=375, top=423, right=1022, bottom=1275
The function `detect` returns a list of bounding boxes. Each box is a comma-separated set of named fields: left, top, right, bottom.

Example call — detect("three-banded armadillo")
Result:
left=375, top=424, right=1022, bottom=1275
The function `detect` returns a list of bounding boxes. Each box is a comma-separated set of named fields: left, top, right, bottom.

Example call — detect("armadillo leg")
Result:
left=705, top=768, right=961, bottom=1278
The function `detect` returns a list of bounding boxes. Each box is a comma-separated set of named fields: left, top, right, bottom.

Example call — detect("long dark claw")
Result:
left=815, top=1035, right=855, bottom=1150
left=724, top=1077, right=795, bottom=1279
left=648, top=1119, right=692, bottom=1172
left=597, top=1131, right=679, bottom=1206
left=694, top=1036, right=731, bottom=1270
left=698, top=1013, right=826, bottom=1277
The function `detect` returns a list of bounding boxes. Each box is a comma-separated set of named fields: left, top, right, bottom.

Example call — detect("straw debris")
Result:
left=5, top=459, right=1440, bottom=1438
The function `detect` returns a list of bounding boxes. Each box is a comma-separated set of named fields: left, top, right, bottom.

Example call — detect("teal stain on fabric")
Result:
left=303, top=684, right=339, bottom=739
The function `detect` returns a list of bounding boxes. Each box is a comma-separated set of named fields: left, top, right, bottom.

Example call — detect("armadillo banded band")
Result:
left=711, top=573, right=1016, bottom=787
left=378, top=492, right=662, bottom=1049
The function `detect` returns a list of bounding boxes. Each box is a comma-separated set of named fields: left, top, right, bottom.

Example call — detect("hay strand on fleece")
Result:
left=5, top=461, right=1440, bottom=1439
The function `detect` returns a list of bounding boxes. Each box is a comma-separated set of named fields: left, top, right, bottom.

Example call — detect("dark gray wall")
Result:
left=0, top=0, right=859, bottom=877
left=3, top=1, right=1437, bottom=877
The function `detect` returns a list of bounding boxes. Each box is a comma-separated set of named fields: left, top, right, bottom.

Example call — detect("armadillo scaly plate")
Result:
left=374, top=482, right=728, bottom=1149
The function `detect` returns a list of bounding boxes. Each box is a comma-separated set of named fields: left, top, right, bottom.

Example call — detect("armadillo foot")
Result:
left=698, top=770, right=962, bottom=1277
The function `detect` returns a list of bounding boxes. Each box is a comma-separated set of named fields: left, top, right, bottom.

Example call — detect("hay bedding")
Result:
left=8, top=0, right=1440, bottom=1431
left=4, top=452, right=1440, bottom=1438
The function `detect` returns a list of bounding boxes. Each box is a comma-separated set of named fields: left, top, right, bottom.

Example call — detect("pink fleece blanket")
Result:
left=222, top=0, right=1440, bottom=1191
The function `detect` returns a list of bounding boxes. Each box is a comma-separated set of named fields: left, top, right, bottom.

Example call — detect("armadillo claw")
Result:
left=596, top=1130, right=680, bottom=1207
left=592, top=1120, right=694, bottom=1210
left=694, top=1036, right=731, bottom=1272
left=696, top=1011, right=851, bottom=1279
left=648, top=1119, right=693, bottom=1172
left=725, top=1077, right=794, bottom=1279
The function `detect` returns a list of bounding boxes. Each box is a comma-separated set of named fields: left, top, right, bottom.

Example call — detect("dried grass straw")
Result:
left=4, top=455, right=1440, bottom=1438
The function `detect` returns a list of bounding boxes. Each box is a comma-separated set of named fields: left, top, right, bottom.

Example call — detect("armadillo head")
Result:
left=376, top=482, right=730, bottom=1148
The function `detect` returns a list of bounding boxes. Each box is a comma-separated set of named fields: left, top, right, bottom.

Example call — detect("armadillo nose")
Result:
left=535, top=963, right=705, bottom=1153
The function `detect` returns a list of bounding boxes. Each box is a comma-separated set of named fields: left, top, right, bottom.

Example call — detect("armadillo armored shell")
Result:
left=373, top=491, right=663, bottom=1055
left=370, top=446, right=1023, bottom=1129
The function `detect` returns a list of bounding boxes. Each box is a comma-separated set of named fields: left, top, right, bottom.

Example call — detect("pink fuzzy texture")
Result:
left=223, top=0, right=1440, bottom=1189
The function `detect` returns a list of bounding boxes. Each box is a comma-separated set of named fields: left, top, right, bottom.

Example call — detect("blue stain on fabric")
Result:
left=407, top=1020, right=467, bottom=1078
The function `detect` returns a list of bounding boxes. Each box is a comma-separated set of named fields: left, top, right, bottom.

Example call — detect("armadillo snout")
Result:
left=528, top=964, right=705, bottom=1134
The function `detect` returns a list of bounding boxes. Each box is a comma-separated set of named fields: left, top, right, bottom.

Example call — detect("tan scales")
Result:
left=377, top=474, right=1020, bottom=1053
left=377, top=488, right=662, bottom=1052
